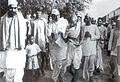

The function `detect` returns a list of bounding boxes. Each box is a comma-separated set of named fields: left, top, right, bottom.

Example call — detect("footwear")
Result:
left=0, top=72, right=4, bottom=79
left=112, top=74, right=115, bottom=79
left=58, top=76, right=63, bottom=82
left=89, top=76, right=94, bottom=82
left=96, top=68, right=100, bottom=73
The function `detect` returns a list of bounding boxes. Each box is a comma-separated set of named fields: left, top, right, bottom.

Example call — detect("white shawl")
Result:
left=0, top=12, right=26, bottom=50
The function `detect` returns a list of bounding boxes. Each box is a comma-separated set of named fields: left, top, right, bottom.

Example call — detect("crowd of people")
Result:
left=0, top=0, right=120, bottom=82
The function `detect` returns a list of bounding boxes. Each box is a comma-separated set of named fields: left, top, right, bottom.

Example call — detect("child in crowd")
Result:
left=25, top=35, right=41, bottom=81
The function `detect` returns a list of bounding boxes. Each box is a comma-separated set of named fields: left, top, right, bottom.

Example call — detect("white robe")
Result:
left=0, top=11, right=26, bottom=82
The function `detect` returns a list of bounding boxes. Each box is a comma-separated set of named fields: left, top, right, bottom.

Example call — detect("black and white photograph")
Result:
left=0, top=0, right=120, bottom=82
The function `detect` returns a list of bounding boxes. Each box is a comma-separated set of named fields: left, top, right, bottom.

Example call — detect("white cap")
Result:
left=52, top=9, right=60, bottom=15
left=117, top=16, right=120, bottom=21
left=8, top=0, right=18, bottom=7
left=77, top=11, right=82, bottom=17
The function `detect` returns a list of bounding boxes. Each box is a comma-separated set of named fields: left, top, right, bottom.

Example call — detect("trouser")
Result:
left=41, top=52, right=45, bottom=74
left=37, top=52, right=46, bottom=75
left=117, top=46, right=120, bottom=76
left=117, top=46, right=120, bottom=65
left=117, top=64, right=120, bottom=76
left=83, top=55, right=96, bottom=80
left=67, top=65, right=79, bottom=82
left=32, top=69, right=39, bottom=80
left=52, top=60, right=67, bottom=82
left=4, top=68, right=24, bottom=82
left=110, top=55, right=117, bottom=75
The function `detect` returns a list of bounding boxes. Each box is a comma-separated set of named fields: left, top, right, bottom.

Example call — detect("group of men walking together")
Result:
left=0, top=0, right=120, bottom=82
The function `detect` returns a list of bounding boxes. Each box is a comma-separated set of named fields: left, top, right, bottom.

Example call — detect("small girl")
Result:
left=25, top=35, right=41, bottom=81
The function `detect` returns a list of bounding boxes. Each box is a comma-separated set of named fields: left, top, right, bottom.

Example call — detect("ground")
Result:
left=22, top=51, right=120, bottom=82
left=0, top=50, right=120, bottom=82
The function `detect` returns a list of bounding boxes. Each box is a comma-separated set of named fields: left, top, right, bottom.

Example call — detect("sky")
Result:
left=87, top=0, right=120, bottom=19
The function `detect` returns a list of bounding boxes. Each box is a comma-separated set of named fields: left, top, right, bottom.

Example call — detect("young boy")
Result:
left=25, top=35, right=41, bottom=81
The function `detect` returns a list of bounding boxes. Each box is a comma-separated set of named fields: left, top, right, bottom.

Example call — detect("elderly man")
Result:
left=47, top=9, right=68, bottom=82
left=63, top=13, right=83, bottom=82
left=0, top=0, right=26, bottom=82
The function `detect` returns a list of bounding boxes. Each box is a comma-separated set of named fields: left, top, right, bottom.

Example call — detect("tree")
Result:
left=1, top=0, right=93, bottom=17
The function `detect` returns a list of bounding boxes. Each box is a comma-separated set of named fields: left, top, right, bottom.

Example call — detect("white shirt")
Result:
left=26, top=43, right=41, bottom=57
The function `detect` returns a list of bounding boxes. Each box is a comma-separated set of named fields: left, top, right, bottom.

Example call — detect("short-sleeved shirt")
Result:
left=26, top=43, right=41, bottom=57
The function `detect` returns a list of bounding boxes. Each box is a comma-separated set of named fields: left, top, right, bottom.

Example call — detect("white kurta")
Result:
left=83, top=24, right=100, bottom=56
left=33, top=19, right=47, bottom=51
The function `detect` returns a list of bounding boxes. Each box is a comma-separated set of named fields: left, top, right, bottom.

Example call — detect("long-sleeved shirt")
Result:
left=83, top=24, right=100, bottom=55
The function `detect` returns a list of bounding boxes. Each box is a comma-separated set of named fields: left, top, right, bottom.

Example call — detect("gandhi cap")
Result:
left=52, top=9, right=60, bottom=15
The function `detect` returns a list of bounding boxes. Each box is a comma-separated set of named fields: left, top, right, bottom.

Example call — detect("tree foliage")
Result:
left=1, top=0, right=92, bottom=17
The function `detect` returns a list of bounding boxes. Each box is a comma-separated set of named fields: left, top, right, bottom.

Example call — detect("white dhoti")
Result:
left=96, top=45, right=104, bottom=71
left=67, top=42, right=82, bottom=69
left=4, top=50, right=26, bottom=82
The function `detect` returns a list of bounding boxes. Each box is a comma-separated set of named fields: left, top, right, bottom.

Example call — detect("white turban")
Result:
left=8, top=0, right=18, bottom=7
